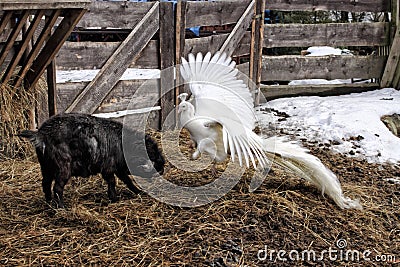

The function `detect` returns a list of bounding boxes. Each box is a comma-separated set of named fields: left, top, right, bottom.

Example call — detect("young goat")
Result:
left=19, top=113, right=165, bottom=208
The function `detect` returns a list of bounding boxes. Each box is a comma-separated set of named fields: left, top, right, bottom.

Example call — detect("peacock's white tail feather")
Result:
left=263, top=136, right=363, bottom=210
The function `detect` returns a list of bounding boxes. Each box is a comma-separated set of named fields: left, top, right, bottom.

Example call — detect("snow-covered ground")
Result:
left=263, top=88, right=400, bottom=164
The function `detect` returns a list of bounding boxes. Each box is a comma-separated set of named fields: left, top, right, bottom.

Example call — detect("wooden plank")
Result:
left=0, top=11, right=29, bottom=71
left=259, top=55, right=386, bottom=81
left=76, top=1, right=154, bottom=29
left=176, top=1, right=187, bottom=98
left=57, top=79, right=160, bottom=113
left=1, top=10, right=45, bottom=85
left=265, top=0, right=390, bottom=12
left=249, top=0, right=265, bottom=104
left=185, top=0, right=252, bottom=28
left=0, top=0, right=91, bottom=11
left=260, top=83, right=380, bottom=100
left=160, top=1, right=175, bottom=129
left=25, top=9, right=86, bottom=90
left=66, top=2, right=159, bottom=114
left=55, top=40, right=159, bottom=70
left=264, top=22, right=390, bottom=48
left=13, top=10, right=61, bottom=89
left=184, top=33, right=251, bottom=57
left=47, top=60, right=57, bottom=116
left=0, top=11, right=13, bottom=41
left=220, top=0, right=254, bottom=57
left=381, top=30, right=400, bottom=88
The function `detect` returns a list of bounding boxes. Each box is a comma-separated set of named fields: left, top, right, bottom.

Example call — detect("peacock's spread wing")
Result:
left=180, top=52, right=268, bottom=168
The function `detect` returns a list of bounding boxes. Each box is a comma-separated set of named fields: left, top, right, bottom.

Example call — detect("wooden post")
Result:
left=47, top=60, right=57, bottom=117
left=159, top=1, right=175, bottom=130
left=175, top=0, right=187, bottom=113
left=249, top=0, right=265, bottom=105
left=381, top=0, right=400, bottom=88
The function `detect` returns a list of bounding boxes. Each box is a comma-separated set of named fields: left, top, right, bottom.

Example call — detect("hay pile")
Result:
left=0, top=81, right=47, bottom=159
left=0, top=129, right=398, bottom=266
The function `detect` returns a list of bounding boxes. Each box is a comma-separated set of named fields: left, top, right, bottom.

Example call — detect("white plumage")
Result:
left=177, top=51, right=362, bottom=210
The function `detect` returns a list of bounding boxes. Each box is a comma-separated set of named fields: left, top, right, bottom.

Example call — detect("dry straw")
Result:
left=0, top=128, right=398, bottom=266
left=0, top=75, right=47, bottom=159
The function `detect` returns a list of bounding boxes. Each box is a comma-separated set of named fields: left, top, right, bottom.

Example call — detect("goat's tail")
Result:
left=263, top=136, right=363, bottom=210
left=18, top=130, right=45, bottom=154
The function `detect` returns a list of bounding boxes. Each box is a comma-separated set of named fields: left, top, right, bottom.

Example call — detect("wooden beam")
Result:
left=1, top=10, right=45, bottom=85
left=47, top=60, right=57, bottom=116
left=260, top=55, right=386, bottom=81
left=66, top=3, right=159, bottom=114
left=219, top=0, right=254, bottom=57
left=380, top=30, right=400, bottom=88
left=264, top=22, right=390, bottom=48
left=0, top=11, right=29, bottom=71
left=159, top=1, right=175, bottom=129
left=0, top=11, right=13, bottom=36
left=76, top=1, right=154, bottom=29
left=0, top=0, right=91, bottom=11
left=185, top=1, right=253, bottom=28
left=13, top=10, right=61, bottom=88
left=265, top=0, right=390, bottom=12
left=25, top=9, right=86, bottom=90
left=175, top=1, right=187, bottom=99
left=261, top=83, right=381, bottom=100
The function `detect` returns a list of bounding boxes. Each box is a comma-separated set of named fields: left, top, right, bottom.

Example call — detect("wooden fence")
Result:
left=51, top=0, right=398, bottom=127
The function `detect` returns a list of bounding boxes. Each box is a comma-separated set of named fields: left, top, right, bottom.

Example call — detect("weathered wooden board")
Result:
left=56, top=40, right=159, bottom=70
left=261, top=56, right=387, bottom=81
left=260, top=83, right=380, bottom=100
left=237, top=55, right=386, bottom=81
left=185, top=0, right=252, bottom=28
left=160, top=1, right=176, bottom=128
left=76, top=1, right=154, bottom=29
left=57, top=79, right=160, bottom=113
left=0, top=0, right=90, bottom=11
left=261, top=55, right=386, bottom=81
left=264, top=22, right=390, bottom=48
left=266, top=0, right=390, bottom=12
left=381, top=30, right=400, bottom=88
left=261, top=83, right=380, bottom=100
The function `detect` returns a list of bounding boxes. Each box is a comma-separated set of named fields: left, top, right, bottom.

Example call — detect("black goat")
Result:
left=19, top=113, right=165, bottom=208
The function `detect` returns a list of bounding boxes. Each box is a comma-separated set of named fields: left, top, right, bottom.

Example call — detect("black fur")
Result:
left=19, top=113, right=165, bottom=208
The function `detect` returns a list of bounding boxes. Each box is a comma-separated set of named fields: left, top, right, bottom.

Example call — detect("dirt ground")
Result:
left=0, top=129, right=399, bottom=266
